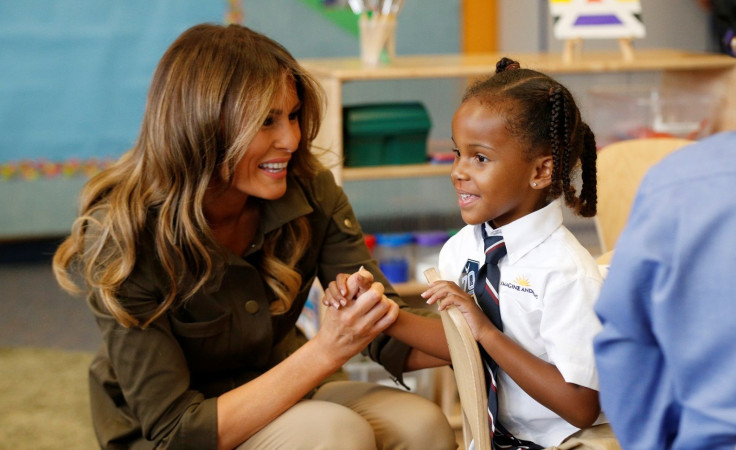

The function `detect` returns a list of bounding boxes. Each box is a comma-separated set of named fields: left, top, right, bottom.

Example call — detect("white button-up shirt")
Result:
left=439, top=199, right=605, bottom=447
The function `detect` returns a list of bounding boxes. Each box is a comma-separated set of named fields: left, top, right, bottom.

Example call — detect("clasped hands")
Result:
left=322, top=267, right=498, bottom=345
left=316, top=267, right=399, bottom=360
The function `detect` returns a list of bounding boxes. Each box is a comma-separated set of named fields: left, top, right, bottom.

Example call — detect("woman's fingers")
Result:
left=323, top=268, right=377, bottom=310
left=345, top=266, right=374, bottom=298
left=323, top=279, right=346, bottom=308
left=317, top=289, right=398, bottom=357
left=339, top=284, right=394, bottom=330
left=322, top=273, right=355, bottom=308
left=369, top=296, right=400, bottom=332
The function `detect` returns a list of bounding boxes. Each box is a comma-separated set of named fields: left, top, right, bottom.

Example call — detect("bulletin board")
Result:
left=0, top=1, right=228, bottom=180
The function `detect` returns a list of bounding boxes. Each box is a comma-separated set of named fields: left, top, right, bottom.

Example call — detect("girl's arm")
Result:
left=424, top=280, right=600, bottom=429
left=383, top=309, right=450, bottom=365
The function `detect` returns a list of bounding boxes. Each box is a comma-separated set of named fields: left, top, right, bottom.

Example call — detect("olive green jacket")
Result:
left=87, top=170, right=418, bottom=449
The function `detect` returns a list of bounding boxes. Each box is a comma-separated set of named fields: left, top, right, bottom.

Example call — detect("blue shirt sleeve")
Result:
left=594, top=135, right=736, bottom=450
left=593, top=186, right=680, bottom=449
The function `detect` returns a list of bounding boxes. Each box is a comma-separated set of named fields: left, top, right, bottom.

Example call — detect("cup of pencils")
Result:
left=348, top=0, right=405, bottom=67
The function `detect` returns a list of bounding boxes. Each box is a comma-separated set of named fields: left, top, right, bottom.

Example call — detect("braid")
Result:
left=561, top=91, right=576, bottom=207
left=548, top=87, right=564, bottom=199
left=577, top=123, right=598, bottom=217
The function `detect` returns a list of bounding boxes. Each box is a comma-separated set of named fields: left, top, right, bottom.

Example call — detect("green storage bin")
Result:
left=343, top=102, right=431, bottom=167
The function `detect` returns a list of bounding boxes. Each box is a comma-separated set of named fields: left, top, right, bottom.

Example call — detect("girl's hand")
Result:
left=316, top=280, right=399, bottom=363
left=322, top=266, right=374, bottom=309
left=422, top=280, right=497, bottom=343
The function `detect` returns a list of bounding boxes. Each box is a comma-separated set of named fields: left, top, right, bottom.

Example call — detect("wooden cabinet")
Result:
left=301, top=49, right=736, bottom=184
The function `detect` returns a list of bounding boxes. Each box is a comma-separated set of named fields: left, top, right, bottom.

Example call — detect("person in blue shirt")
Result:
left=594, top=131, right=736, bottom=449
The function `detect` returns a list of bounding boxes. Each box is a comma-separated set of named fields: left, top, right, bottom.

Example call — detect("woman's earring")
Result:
left=532, top=182, right=537, bottom=188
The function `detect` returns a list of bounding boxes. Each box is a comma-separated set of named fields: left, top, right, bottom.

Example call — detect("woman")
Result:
left=53, top=23, right=455, bottom=450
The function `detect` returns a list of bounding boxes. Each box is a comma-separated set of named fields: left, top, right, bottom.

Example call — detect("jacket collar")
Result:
left=207, top=174, right=314, bottom=291
left=260, top=174, right=313, bottom=235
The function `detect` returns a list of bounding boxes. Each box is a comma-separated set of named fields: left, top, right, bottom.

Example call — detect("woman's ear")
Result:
left=531, top=155, right=553, bottom=189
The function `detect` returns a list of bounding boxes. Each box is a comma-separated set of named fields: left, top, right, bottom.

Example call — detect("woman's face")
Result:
left=450, top=98, right=541, bottom=228
left=229, top=79, right=302, bottom=201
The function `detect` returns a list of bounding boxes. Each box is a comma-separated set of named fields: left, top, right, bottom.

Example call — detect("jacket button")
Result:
left=343, top=218, right=353, bottom=228
left=244, top=300, right=260, bottom=314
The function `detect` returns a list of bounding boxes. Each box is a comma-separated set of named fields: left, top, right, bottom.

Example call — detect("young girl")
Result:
left=325, top=57, right=616, bottom=449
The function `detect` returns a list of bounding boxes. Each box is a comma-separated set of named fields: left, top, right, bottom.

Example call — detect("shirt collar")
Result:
left=484, top=199, right=564, bottom=264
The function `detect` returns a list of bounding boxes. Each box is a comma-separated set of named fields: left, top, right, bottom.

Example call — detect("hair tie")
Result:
left=495, top=57, right=521, bottom=74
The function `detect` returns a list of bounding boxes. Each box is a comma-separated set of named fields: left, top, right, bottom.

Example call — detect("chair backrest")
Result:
left=439, top=306, right=491, bottom=450
left=595, top=137, right=693, bottom=253
left=423, top=267, right=490, bottom=450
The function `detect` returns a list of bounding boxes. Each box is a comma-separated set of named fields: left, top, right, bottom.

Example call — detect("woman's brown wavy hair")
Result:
left=53, top=24, right=324, bottom=327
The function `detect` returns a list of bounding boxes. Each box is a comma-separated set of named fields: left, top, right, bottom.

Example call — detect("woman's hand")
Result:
left=322, top=266, right=373, bottom=309
left=422, top=280, right=498, bottom=343
left=316, top=277, right=399, bottom=364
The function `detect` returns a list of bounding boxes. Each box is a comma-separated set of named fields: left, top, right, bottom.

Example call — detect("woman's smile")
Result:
left=258, top=158, right=290, bottom=178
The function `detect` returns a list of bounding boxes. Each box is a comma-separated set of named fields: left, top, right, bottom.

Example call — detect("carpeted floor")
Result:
left=0, top=245, right=100, bottom=450
left=0, top=347, right=97, bottom=449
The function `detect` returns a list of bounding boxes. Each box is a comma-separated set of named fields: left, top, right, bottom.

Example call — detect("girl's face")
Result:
left=228, top=78, right=302, bottom=201
left=450, top=98, right=546, bottom=228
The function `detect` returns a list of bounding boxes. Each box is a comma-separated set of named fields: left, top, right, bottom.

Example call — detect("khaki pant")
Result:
left=236, top=380, right=457, bottom=450
left=547, top=424, right=620, bottom=450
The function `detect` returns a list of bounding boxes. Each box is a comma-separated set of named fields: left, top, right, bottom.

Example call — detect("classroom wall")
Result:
left=0, top=1, right=461, bottom=240
left=0, top=1, right=717, bottom=240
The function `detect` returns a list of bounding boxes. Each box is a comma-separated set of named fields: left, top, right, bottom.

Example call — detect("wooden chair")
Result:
left=595, top=137, right=693, bottom=253
left=425, top=268, right=490, bottom=450
left=440, top=306, right=491, bottom=450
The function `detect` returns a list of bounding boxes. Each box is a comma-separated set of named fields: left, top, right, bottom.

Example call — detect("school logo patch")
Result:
left=500, top=275, right=539, bottom=299
left=459, top=259, right=480, bottom=295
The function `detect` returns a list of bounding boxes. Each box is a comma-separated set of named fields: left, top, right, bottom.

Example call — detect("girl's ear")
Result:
left=531, top=155, right=553, bottom=189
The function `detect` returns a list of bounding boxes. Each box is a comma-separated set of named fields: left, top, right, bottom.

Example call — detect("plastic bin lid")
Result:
left=414, top=230, right=449, bottom=246
left=375, top=232, right=414, bottom=247
left=344, top=102, right=431, bottom=135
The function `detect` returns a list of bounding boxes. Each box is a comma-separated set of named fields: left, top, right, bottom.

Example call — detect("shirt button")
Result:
left=244, top=300, right=260, bottom=314
left=343, top=218, right=353, bottom=228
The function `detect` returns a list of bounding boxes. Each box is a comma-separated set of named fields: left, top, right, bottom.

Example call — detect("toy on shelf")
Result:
left=549, top=0, right=646, bottom=63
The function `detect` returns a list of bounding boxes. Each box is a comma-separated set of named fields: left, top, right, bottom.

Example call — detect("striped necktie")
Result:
left=474, top=224, right=542, bottom=450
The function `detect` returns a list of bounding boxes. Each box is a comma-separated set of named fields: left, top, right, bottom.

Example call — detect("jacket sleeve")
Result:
left=89, top=266, right=219, bottom=450
left=310, top=170, right=426, bottom=384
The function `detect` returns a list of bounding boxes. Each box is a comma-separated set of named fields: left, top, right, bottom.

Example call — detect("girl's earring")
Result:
left=532, top=182, right=537, bottom=188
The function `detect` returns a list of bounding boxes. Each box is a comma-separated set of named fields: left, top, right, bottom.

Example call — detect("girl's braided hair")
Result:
left=463, top=57, right=597, bottom=217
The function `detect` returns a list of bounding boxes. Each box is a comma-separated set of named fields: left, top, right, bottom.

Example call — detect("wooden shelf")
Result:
left=301, top=49, right=736, bottom=185
left=342, top=163, right=452, bottom=181
left=302, top=49, right=736, bottom=81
